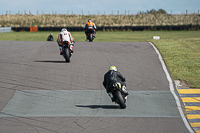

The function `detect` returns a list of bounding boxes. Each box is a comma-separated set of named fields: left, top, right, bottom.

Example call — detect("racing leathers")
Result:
left=47, top=34, right=53, bottom=41
left=103, top=70, right=127, bottom=94
left=83, top=20, right=96, bottom=39
left=57, top=29, right=74, bottom=54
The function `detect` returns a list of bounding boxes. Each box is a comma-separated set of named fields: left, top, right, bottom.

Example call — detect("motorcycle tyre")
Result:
left=114, top=91, right=126, bottom=109
left=64, top=48, right=70, bottom=63
left=89, top=33, right=93, bottom=42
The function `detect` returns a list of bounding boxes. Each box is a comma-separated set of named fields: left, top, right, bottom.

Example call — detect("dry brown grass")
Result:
left=0, top=14, right=199, bottom=27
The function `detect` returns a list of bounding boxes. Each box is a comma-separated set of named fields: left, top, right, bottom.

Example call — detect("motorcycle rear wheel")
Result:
left=114, top=91, right=126, bottom=109
left=64, top=48, right=70, bottom=62
left=89, top=33, right=93, bottom=42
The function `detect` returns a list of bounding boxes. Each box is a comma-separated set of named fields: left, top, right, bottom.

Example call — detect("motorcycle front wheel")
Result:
left=114, top=91, right=126, bottom=109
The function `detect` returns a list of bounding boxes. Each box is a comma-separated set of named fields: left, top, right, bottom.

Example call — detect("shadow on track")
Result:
left=76, top=105, right=119, bottom=109
left=34, top=60, right=67, bottom=63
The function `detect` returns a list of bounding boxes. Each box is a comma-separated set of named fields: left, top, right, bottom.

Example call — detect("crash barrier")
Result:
left=11, top=25, right=200, bottom=32
left=12, top=27, right=30, bottom=32
left=30, top=26, right=38, bottom=32
left=0, top=27, right=11, bottom=33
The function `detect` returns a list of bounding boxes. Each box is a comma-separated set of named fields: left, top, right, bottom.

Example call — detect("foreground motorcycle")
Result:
left=87, top=25, right=95, bottom=42
left=110, top=82, right=127, bottom=109
left=62, top=41, right=73, bottom=62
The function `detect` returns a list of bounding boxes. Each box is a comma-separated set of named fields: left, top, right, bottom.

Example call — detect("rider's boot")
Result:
left=124, top=96, right=127, bottom=103
left=93, top=31, right=96, bottom=38
left=108, top=92, right=114, bottom=102
left=86, top=35, right=89, bottom=41
left=122, top=85, right=129, bottom=96
left=59, top=46, right=62, bottom=55
left=70, top=44, right=74, bottom=53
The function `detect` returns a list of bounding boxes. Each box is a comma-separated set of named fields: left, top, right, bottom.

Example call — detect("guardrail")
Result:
left=11, top=25, right=200, bottom=32
left=0, top=27, right=11, bottom=33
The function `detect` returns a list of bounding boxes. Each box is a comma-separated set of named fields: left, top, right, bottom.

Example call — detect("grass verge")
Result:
left=149, top=36, right=200, bottom=88
left=0, top=31, right=199, bottom=88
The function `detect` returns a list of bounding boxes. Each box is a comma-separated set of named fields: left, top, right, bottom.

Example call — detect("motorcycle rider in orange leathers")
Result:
left=83, top=19, right=96, bottom=41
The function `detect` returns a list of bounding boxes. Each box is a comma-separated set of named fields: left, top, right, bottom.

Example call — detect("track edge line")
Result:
left=148, top=42, right=194, bottom=133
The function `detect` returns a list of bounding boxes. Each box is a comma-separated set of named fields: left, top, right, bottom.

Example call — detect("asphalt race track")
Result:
left=0, top=41, right=191, bottom=133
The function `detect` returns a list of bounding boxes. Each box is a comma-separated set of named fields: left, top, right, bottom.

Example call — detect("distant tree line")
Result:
left=138, top=9, right=167, bottom=14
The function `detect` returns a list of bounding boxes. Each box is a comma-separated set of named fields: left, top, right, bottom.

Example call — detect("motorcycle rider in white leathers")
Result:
left=57, top=28, right=75, bottom=55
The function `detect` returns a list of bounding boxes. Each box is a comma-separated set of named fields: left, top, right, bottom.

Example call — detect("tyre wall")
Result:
left=11, top=25, right=200, bottom=32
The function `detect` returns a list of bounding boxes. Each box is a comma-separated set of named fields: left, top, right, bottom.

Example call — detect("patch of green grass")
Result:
left=0, top=31, right=200, bottom=88
left=149, top=33, right=200, bottom=88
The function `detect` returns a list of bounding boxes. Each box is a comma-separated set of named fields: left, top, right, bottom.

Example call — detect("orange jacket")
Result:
left=86, top=21, right=94, bottom=26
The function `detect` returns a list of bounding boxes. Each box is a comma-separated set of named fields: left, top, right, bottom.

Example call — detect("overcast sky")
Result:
left=0, top=0, right=199, bottom=15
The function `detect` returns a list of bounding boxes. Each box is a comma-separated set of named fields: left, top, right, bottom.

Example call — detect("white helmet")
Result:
left=61, top=28, right=67, bottom=32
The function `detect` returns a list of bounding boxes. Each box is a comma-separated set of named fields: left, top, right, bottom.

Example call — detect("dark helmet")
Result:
left=88, top=19, right=91, bottom=23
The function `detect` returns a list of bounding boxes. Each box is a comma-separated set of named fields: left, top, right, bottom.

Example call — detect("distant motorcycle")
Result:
left=47, top=34, right=54, bottom=41
left=62, top=41, right=73, bottom=62
left=87, top=25, right=95, bottom=42
left=110, top=82, right=127, bottom=109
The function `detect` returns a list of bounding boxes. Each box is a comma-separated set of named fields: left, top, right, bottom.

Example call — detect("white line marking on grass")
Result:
left=149, top=42, right=194, bottom=133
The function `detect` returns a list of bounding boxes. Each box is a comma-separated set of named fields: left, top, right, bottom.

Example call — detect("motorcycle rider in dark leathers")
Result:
left=103, top=66, right=129, bottom=101
left=47, top=33, right=54, bottom=41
